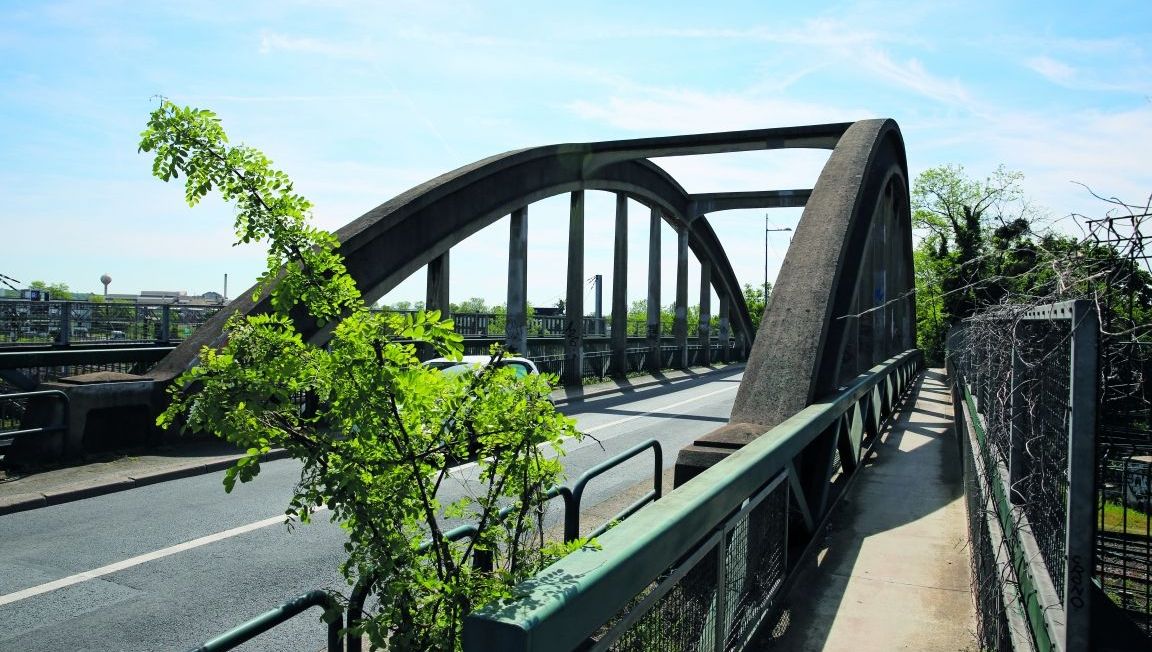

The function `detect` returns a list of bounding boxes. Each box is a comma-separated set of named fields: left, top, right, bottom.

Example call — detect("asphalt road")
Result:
left=0, top=367, right=742, bottom=651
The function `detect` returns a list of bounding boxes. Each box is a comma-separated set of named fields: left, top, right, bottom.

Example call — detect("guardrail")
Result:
left=184, top=589, right=343, bottom=652
left=193, top=439, right=664, bottom=652
left=0, top=389, right=69, bottom=453
left=347, top=440, right=663, bottom=649
left=0, top=299, right=221, bottom=347
left=463, top=349, right=921, bottom=651
left=948, top=300, right=1098, bottom=652
left=0, top=346, right=174, bottom=392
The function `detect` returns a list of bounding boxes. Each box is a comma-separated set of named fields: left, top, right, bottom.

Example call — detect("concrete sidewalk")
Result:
left=0, top=363, right=742, bottom=515
left=762, top=369, right=977, bottom=651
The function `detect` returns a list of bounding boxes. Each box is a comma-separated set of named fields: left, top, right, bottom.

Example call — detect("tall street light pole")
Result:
left=764, top=214, right=793, bottom=294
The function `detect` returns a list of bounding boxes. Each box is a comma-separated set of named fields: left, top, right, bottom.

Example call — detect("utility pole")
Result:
left=764, top=215, right=792, bottom=293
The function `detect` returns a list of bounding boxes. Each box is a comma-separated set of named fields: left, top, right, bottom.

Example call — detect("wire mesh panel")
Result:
left=607, top=544, right=720, bottom=652
left=591, top=475, right=788, bottom=652
left=722, top=478, right=788, bottom=650
left=949, top=301, right=1098, bottom=651
left=1016, top=318, right=1074, bottom=600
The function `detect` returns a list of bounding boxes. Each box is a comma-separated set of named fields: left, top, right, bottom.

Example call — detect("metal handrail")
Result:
left=565, top=439, right=662, bottom=541
left=346, top=440, right=663, bottom=650
left=185, top=589, right=343, bottom=652
left=462, top=349, right=922, bottom=651
left=0, top=389, right=69, bottom=447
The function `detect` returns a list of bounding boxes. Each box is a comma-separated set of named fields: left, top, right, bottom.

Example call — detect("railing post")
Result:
left=1008, top=323, right=1025, bottom=505
left=1065, top=300, right=1097, bottom=651
left=713, top=531, right=728, bottom=651
left=159, top=305, right=172, bottom=344
left=58, top=301, right=71, bottom=346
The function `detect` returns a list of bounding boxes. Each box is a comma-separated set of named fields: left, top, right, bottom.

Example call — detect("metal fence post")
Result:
left=159, top=306, right=171, bottom=344
left=58, top=301, right=71, bottom=346
left=1009, top=323, right=1026, bottom=505
left=1065, top=300, right=1097, bottom=651
left=714, top=532, right=728, bottom=652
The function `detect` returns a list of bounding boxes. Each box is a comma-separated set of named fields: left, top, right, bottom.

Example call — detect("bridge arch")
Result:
left=674, top=118, right=914, bottom=484
left=151, top=123, right=857, bottom=382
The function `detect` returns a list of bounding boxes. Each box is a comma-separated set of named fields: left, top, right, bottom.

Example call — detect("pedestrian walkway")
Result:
left=763, top=369, right=977, bottom=651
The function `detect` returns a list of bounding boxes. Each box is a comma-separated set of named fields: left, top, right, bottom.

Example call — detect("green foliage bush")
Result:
left=141, top=100, right=581, bottom=650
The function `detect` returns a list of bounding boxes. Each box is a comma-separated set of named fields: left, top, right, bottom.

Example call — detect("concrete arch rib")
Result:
left=149, top=129, right=788, bottom=380
left=729, top=118, right=913, bottom=429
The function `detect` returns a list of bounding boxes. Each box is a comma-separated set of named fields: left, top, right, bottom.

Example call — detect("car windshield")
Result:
left=424, top=359, right=534, bottom=379
left=424, top=360, right=462, bottom=371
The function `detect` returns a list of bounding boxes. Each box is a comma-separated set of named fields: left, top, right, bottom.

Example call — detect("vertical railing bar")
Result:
left=1064, top=300, right=1097, bottom=651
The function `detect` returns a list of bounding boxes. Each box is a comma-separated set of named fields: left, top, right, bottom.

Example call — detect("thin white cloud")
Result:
left=855, top=48, right=974, bottom=109
left=1025, top=55, right=1077, bottom=85
left=1024, top=54, right=1151, bottom=94
left=258, top=31, right=378, bottom=59
left=566, top=89, right=868, bottom=133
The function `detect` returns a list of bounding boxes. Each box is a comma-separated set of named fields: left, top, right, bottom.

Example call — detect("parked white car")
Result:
left=423, top=354, right=540, bottom=379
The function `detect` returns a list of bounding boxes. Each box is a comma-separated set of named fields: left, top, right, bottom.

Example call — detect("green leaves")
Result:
left=142, top=100, right=583, bottom=650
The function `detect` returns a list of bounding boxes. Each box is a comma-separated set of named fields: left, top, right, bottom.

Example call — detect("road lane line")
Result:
left=450, top=382, right=740, bottom=474
left=0, top=508, right=326, bottom=607
left=579, top=384, right=739, bottom=434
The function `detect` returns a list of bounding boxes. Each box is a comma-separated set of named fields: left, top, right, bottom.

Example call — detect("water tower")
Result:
left=100, top=273, right=111, bottom=299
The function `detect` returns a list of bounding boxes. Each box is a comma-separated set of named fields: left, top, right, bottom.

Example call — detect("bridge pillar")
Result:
left=563, top=191, right=585, bottom=386
left=426, top=251, right=450, bottom=315
left=645, top=207, right=662, bottom=373
left=505, top=207, right=528, bottom=354
left=718, top=292, right=730, bottom=363
left=610, top=193, right=629, bottom=376
left=698, top=261, right=712, bottom=365
left=673, top=227, right=689, bottom=368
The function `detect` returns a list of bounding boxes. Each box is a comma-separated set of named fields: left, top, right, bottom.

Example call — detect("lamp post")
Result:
left=764, top=215, right=793, bottom=294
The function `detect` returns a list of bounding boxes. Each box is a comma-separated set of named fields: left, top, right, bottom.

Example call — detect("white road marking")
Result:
left=579, top=384, right=739, bottom=434
left=0, top=508, right=326, bottom=607
left=449, top=382, right=740, bottom=473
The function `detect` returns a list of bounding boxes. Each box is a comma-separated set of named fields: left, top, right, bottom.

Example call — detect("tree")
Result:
left=911, top=165, right=1042, bottom=362
left=29, top=280, right=72, bottom=300
left=451, top=297, right=489, bottom=313
left=140, top=101, right=581, bottom=650
left=743, top=282, right=771, bottom=330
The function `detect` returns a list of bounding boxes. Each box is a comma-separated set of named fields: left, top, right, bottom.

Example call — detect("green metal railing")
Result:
left=184, top=589, right=343, bottom=652
left=345, top=439, right=663, bottom=650
left=463, top=349, right=922, bottom=651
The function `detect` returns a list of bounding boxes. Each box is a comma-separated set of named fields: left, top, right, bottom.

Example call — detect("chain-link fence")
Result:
left=949, top=300, right=1097, bottom=651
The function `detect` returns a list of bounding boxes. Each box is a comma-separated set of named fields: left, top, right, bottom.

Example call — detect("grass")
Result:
left=1100, top=499, right=1151, bottom=535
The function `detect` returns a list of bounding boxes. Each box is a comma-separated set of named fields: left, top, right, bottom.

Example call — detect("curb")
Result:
left=0, top=448, right=294, bottom=516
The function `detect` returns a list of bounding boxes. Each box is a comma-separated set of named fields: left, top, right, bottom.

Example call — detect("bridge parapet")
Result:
left=463, top=350, right=921, bottom=651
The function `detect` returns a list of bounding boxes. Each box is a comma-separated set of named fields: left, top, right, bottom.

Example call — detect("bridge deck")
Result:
left=765, top=369, right=975, bottom=650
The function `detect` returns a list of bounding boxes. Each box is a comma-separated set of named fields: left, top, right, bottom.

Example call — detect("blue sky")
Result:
left=2, top=0, right=1149, bottom=309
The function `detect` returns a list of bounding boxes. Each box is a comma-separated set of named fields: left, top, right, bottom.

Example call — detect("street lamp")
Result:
left=764, top=214, right=793, bottom=294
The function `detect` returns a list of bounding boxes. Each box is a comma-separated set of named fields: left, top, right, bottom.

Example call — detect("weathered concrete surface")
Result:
left=674, top=119, right=913, bottom=486
left=760, top=370, right=977, bottom=651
